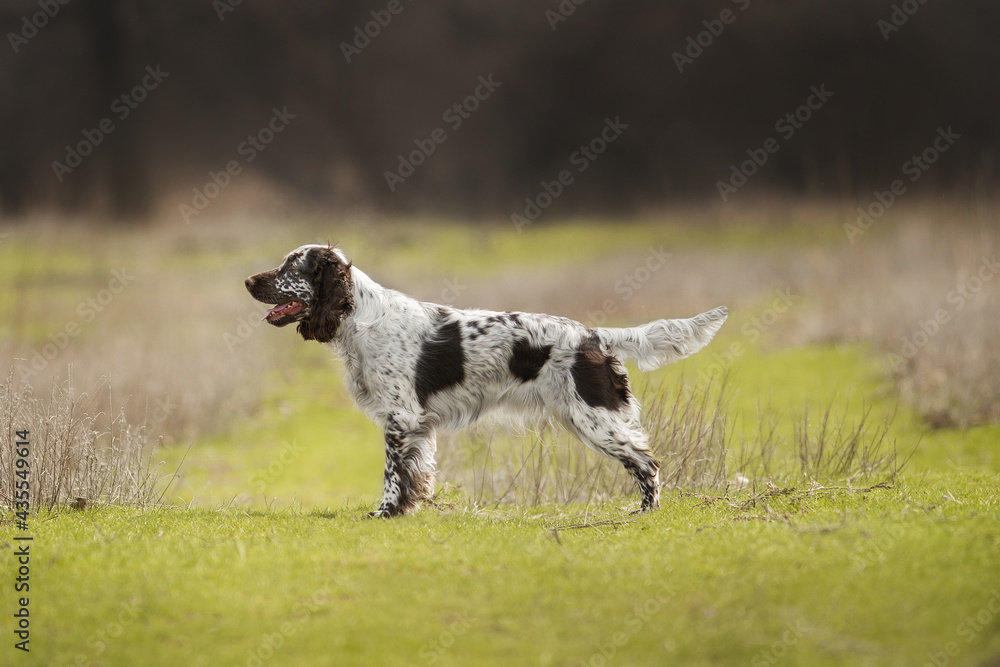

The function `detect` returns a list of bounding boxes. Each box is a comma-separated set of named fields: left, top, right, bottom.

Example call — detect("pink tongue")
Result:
left=263, top=301, right=303, bottom=321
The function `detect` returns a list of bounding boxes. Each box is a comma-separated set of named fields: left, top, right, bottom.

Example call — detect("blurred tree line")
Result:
left=1, top=0, right=997, bottom=220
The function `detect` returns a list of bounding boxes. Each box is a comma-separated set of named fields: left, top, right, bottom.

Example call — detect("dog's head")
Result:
left=245, top=245, right=354, bottom=343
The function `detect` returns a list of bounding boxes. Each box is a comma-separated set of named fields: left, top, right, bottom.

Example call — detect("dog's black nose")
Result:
left=245, top=276, right=255, bottom=290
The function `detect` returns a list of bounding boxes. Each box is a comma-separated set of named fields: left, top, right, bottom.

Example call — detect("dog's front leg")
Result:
left=368, top=414, right=437, bottom=518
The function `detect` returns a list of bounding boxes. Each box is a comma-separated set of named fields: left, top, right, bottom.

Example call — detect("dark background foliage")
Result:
left=2, top=0, right=997, bottom=219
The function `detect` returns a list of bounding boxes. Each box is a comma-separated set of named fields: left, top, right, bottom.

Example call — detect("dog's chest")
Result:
left=335, top=328, right=420, bottom=416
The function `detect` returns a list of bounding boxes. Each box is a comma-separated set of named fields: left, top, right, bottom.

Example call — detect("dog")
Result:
left=245, top=244, right=727, bottom=516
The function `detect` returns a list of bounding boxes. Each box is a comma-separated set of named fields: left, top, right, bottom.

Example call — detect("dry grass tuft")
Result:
left=1, top=371, right=177, bottom=512
left=438, top=377, right=906, bottom=509
left=782, top=213, right=1000, bottom=428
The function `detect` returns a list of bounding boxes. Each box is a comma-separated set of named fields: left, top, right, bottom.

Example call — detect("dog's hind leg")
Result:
left=561, top=403, right=661, bottom=512
left=368, top=413, right=437, bottom=518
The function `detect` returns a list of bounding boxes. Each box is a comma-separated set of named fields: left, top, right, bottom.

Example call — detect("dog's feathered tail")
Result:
left=595, top=306, right=728, bottom=372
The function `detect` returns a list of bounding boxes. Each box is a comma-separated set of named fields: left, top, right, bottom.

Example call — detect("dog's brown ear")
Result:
left=298, top=248, right=354, bottom=343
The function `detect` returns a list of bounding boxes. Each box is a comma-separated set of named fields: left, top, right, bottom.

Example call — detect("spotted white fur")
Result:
left=247, top=244, right=728, bottom=516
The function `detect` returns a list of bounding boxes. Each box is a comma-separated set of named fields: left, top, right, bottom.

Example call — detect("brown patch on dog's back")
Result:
left=571, top=334, right=630, bottom=410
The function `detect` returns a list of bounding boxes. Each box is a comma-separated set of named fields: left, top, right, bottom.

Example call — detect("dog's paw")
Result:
left=366, top=504, right=407, bottom=518
left=630, top=501, right=660, bottom=515
left=366, top=502, right=419, bottom=518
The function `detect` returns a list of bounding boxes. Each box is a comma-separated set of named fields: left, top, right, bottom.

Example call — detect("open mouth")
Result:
left=262, top=300, right=305, bottom=324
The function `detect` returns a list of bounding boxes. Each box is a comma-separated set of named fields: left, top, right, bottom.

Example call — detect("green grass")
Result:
left=93, top=328, right=993, bottom=666
left=161, top=344, right=384, bottom=509
left=5, top=474, right=999, bottom=667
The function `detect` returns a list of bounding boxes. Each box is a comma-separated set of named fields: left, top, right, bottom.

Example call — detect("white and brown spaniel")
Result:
left=246, top=244, right=727, bottom=517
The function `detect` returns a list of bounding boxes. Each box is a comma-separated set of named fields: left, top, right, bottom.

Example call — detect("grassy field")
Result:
left=10, top=476, right=1000, bottom=667
left=2, top=209, right=1000, bottom=665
